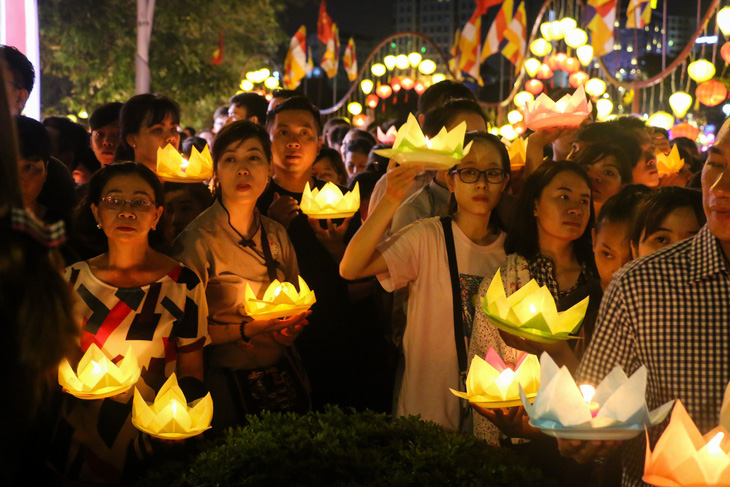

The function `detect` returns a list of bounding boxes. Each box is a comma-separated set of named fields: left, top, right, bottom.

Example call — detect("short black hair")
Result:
left=417, top=80, right=475, bottom=116
left=15, top=115, right=50, bottom=162
left=1, top=45, right=34, bottom=93
left=421, top=98, right=487, bottom=137
left=595, top=184, right=652, bottom=231
left=349, top=170, right=380, bottom=200
left=344, top=128, right=376, bottom=146
left=573, top=143, right=634, bottom=184
left=229, top=92, right=268, bottom=124
left=612, top=116, right=647, bottom=132
left=89, top=102, right=123, bottom=131
left=181, top=136, right=208, bottom=158
left=344, top=138, right=373, bottom=156
left=329, top=125, right=350, bottom=148
left=214, top=106, right=229, bottom=119
left=629, top=186, right=705, bottom=249
left=212, top=120, right=272, bottom=170
left=266, top=96, right=322, bottom=136
left=270, top=89, right=299, bottom=101
left=367, top=143, right=390, bottom=174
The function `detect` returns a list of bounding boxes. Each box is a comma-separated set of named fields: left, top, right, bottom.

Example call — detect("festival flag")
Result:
left=284, top=25, right=308, bottom=90
left=307, top=46, right=314, bottom=74
left=584, top=0, right=617, bottom=56
left=500, top=1, right=526, bottom=70
left=321, top=25, right=340, bottom=78
left=458, top=8, right=483, bottom=85
left=483, top=0, right=512, bottom=61
left=211, top=31, right=224, bottom=64
left=317, top=0, right=333, bottom=44
left=449, top=28, right=461, bottom=76
left=343, top=37, right=358, bottom=81
left=626, top=0, right=653, bottom=29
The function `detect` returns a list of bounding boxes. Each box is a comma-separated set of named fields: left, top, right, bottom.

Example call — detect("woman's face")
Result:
left=18, top=157, right=46, bottom=208
left=633, top=206, right=701, bottom=258
left=126, top=114, right=180, bottom=170
left=312, top=157, right=341, bottom=184
left=534, top=170, right=591, bottom=244
left=593, top=220, right=632, bottom=290
left=584, top=155, right=623, bottom=205
left=446, top=140, right=508, bottom=217
left=216, top=137, right=270, bottom=205
left=91, top=173, right=162, bottom=243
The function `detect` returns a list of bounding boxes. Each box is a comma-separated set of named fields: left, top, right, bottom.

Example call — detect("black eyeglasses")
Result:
left=100, top=196, right=158, bottom=211
left=450, top=168, right=507, bottom=184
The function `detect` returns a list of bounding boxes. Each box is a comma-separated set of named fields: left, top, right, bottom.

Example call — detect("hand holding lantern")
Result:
left=156, top=143, right=214, bottom=182
left=300, top=181, right=360, bottom=219
left=59, top=343, right=141, bottom=400
left=243, top=276, right=316, bottom=320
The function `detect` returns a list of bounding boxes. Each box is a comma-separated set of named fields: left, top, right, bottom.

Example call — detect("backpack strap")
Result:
left=440, top=217, right=468, bottom=388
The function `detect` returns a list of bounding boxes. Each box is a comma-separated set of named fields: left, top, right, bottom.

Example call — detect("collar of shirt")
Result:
left=687, top=225, right=730, bottom=284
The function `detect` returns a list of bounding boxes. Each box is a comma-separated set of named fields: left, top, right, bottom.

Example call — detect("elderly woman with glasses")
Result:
left=50, top=162, right=209, bottom=485
left=340, top=132, right=511, bottom=433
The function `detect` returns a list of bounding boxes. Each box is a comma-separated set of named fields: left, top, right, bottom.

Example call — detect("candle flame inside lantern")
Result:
left=708, top=432, right=725, bottom=455
left=425, top=137, right=431, bottom=149
left=556, top=100, right=567, bottom=112
left=494, top=368, right=516, bottom=390
left=273, top=286, right=283, bottom=298
left=580, top=384, right=595, bottom=402
left=529, top=303, right=537, bottom=315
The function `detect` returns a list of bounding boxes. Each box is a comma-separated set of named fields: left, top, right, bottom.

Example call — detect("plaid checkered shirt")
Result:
left=577, top=224, right=730, bottom=487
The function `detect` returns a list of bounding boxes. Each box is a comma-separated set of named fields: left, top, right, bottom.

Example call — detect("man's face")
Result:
left=91, top=123, right=121, bottom=167
left=702, top=119, right=730, bottom=255
left=3, top=69, right=28, bottom=116
left=228, top=104, right=248, bottom=123
left=269, top=109, right=322, bottom=177
left=632, top=128, right=659, bottom=188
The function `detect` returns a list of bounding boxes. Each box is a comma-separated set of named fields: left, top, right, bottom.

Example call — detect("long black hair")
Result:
left=505, top=161, right=597, bottom=271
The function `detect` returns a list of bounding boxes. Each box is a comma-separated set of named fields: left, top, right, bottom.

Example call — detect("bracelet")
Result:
left=239, top=319, right=251, bottom=343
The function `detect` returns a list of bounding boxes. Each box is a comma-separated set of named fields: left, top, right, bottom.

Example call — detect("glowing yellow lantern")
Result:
left=301, top=181, right=360, bottom=219
left=59, top=343, right=141, bottom=400
left=450, top=348, right=540, bottom=407
left=507, top=109, right=523, bottom=124
left=156, top=143, right=213, bottom=182
left=655, top=145, right=685, bottom=177
left=596, top=98, right=613, bottom=120
left=383, top=55, right=397, bottom=70
left=432, top=73, right=446, bottom=83
left=718, top=7, right=730, bottom=37
left=371, top=63, right=386, bottom=76
left=245, top=71, right=257, bottom=82
left=258, top=68, right=271, bottom=81
left=395, top=54, right=410, bottom=69
left=374, top=113, right=473, bottom=170
left=540, top=21, right=554, bottom=41
left=530, top=38, right=553, bottom=57
left=647, top=111, right=675, bottom=131
left=418, top=59, right=437, bottom=75
left=504, top=136, right=527, bottom=170
left=244, top=276, right=317, bottom=320
left=524, top=57, right=541, bottom=78
left=408, top=52, right=422, bottom=67
left=240, top=79, right=254, bottom=91
left=513, top=91, right=535, bottom=109
left=585, top=78, right=607, bottom=97
left=669, top=91, right=693, bottom=118
left=644, top=401, right=730, bottom=486
left=499, top=124, right=518, bottom=141
left=264, top=77, right=279, bottom=89
left=687, top=59, right=716, bottom=83
left=347, top=102, right=363, bottom=116
left=550, top=20, right=566, bottom=40
left=132, top=373, right=213, bottom=440
left=576, top=45, right=594, bottom=66
left=360, top=79, right=374, bottom=94
left=559, top=17, right=577, bottom=35
left=78, top=109, right=89, bottom=119
left=482, top=269, right=589, bottom=342
left=565, top=28, right=588, bottom=48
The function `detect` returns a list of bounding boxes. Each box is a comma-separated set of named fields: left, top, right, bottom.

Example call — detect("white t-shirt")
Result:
left=376, top=217, right=506, bottom=430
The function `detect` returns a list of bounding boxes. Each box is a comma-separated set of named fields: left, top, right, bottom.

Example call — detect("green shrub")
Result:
left=143, top=406, right=552, bottom=486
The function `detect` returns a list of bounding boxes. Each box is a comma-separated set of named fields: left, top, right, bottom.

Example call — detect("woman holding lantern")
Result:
left=340, top=131, right=511, bottom=432
left=51, top=162, right=209, bottom=484
left=174, top=121, right=311, bottom=433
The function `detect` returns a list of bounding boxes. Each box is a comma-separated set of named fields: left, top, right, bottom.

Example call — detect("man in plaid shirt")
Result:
left=559, top=118, right=730, bottom=486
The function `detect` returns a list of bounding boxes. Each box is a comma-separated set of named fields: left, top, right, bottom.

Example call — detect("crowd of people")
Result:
left=3, top=41, right=729, bottom=487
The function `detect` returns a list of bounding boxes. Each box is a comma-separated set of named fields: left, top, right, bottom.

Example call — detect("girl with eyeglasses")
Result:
left=51, top=162, right=209, bottom=484
left=174, top=121, right=311, bottom=433
left=340, top=131, right=511, bottom=432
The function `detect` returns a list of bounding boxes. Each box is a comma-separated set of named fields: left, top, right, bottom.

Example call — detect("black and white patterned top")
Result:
left=577, top=224, right=730, bottom=487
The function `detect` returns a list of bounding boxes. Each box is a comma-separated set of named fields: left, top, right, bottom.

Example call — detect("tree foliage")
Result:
left=39, top=0, right=286, bottom=127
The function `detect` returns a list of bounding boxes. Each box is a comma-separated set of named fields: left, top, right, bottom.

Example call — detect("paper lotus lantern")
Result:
left=347, top=102, right=363, bottom=116
left=244, top=276, right=317, bottom=320
left=514, top=91, right=535, bottom=108
left=377, top=125, right=398, bottom=145
left=525, top=79, right=545, bottom=95
left=561, top=57, right=581, bottom=74
left=507, top=109, right=523, bottom=124
left=376, top=84, right=393, bottom=99
left=482, top=269, right=589, bottom=343
left=568, top=71, right=590, bottom=88
left=132, top=373, right=213, bottom=440
left=671, top=122, right=701, bottom=141
left=59, top=343, right=141, bottom=400
left=655, top=145, right=685, bottom=177
left=521, top=353, right=674, bottom=440
left=719, top=7, right=730, bottom=37
left=596, top=98, right=614, bottom=120
left=722, top=43, right=730, bottom=64
left=688, top=59, right=716, bottom=83
left=524, top=57, right=541, bottom=78
left=576, top=45, right=594, bottom=66
left=450, top=348, right=540, bottom=408
left=647, top=111, right=675, bottom=131
left=301, top=181, right=360, bottom=219
left=352, top=114, right=368, bottom=127
left=503, top=136, right=527, bottom=170
left=565, top=28, right=588, bottom=48
left=669, top=91, right=693, bottom=118
left=530, top=38, right=552, bottom=57
left=374, top=113, right=473, bottom=170
left=523, top=85, right=592, bottom=132
left=156, top=143, right=213, bottom=183
left=644, top=401, right=730, bottom=487
left=536, top=63, right=554, bottom=80
left=696, top=79, right=728, bottom=107
left=360, top=79, right=374, bottom=94
left=585, top=78, right=607, bottom=98
left=366, top=94, right=379, bottom=109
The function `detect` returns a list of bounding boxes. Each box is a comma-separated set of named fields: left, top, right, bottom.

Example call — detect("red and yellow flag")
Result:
left=284, top=25, right=308, bottom=90
left=500, top=1, right=526, bottom=71
left=458, top=8, right=483, bottom=85
left=318, top=1, right=340, bottom=79
left=343, top=37, right=357, bottom=82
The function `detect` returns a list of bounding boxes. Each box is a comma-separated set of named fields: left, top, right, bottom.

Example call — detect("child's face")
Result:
left=633, top=206, right=701, bottom=258
left=312, top=158, right=340, bottom=184
left=593, top=220, right=632, bottom=291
